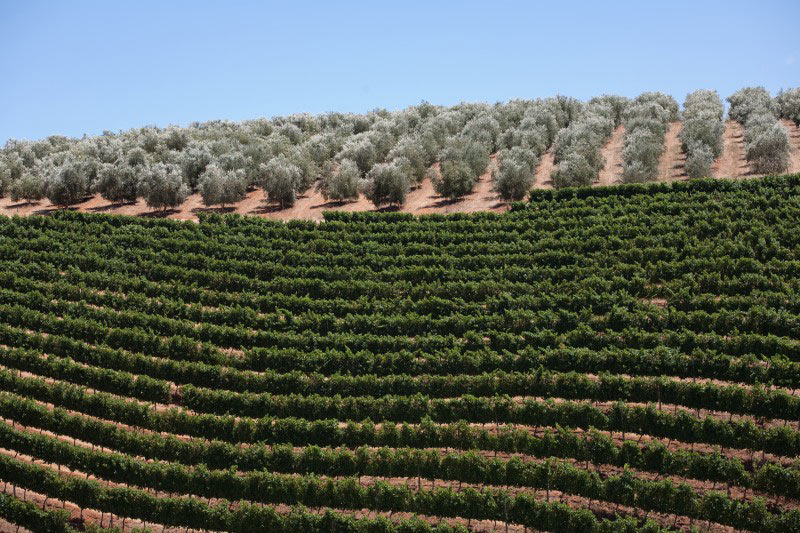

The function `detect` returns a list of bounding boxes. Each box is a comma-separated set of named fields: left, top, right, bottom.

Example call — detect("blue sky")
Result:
left=1, top=0, right=798, bottom=142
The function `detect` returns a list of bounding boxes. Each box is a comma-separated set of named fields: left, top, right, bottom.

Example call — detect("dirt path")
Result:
left=658, top=122, right=686, bottom=181
left=596, top=125, right=625, bottom=186
left=781, top=118, right=800, bottom=173
left=532, top=149, right=555, bottom=189
left=712, top=121, right=748, bottom=178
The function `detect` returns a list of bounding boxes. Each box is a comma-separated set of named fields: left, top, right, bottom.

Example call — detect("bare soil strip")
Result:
left=781, top=118, right=800, bottom=173
left=712, top=121, right=748, bottom=178
left=596, top=126, right=625, bottom=186
left=532, top=149, right=555, bottom=189
left=658, top=122, right=686, bottom=181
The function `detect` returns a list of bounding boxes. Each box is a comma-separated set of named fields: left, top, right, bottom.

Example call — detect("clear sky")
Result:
left=1, top=0, right=798, bottom=143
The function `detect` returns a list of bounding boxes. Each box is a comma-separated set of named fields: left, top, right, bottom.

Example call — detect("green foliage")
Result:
left=728, top=86, right=790, bottom=174
left=94, top=161, right=140, bottom=204
left=551, top=151, right=596, bottom=188
left=138, top=162, right=190, bottom=211
left=258, top=154, right=303, bottom=208
left=620, top=92, right=678, bottom=184
left=777, top=87, right=800, bottom=124
left=362, top=160, right=411, bottom=207
left=44, top=155, right=94, bottom=207
left=495, top=147, right=538, bottom=201
left=318, top=158, right=361, bottom=202
left=9, top=172, right=45, bottom=204
left=198, top=164, right=247, bottom=207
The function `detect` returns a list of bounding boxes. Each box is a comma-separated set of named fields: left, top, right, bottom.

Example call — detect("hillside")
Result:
left=2, top=88, right=799, bottom=222
left=1, top=175, right=800, bottom=532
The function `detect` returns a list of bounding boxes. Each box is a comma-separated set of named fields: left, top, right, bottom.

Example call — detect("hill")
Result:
left=1, top=175, right=800, bottom=531
left=1, top=88, right=799, bottom=222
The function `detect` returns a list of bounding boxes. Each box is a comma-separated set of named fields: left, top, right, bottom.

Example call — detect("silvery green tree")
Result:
left=680, top=90, right=724, bottom=178
left=9, top=172, right=45, bottom=204
left=317, top=158, right=361, bottom=202
left=164, top=127, right=189, bottom=151
left=433, top=160, right=475, bottom=200
left=44, top=155, right=95, bottom=207
left=258, top=154, right=303, bottom=208
left=387, top=135, right=433, bottom=184
left=0, top=159, right=12, bottom=197
left=776, top=87, right=800, bottom=124
left=746, top=122, right=790, bottom=173
left=276, top=123, right=304, bottom=144
left=495, top=147, right=539, bottom=201
left=361, top=160, right=411, bottom=208
left=588, top=95, right=630, bottom=127
left=289, top=146, right=320, bottom=192
left=440, top=136, right=490, bottom=177
left=179, top=142, right=213, bottom=190
left=728, top=87, right=789, bottom=174
left=337, top=135, right=378, bottom=175
left=552, top=105, right=614, bottom=186
left=433, top=136, right=490, bottom=199
left=138, top=162, right=189, bottom=211
left=621, top=128, right=663, bottom=183
left=460, top=113, right=501, bottom=152
left=551, top=152, right=596, bottom=188
left=619, top=92, right=679, bottom=183
left=727, top=87, right=776, bottom=123
left=304, top=132, right=347, bottom=167
left=93, top=161, right=140, bottom=204
left=198, top=164, right=247, bottom=207
left=683, top=141, right=714, bottom=179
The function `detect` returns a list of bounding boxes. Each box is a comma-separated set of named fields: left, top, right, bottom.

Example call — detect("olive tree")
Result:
left=44, top=156, right=94, bottom=207
left=621, top=128, right=663, bottom=183
left=317, top=158, right=360, bottom=202
left=179, top=143, right=213, bottom=190
left=684, top=141, right=714, bottom=179
left=588, top=95, right=630, bottom=127
left=680, top=90, right=724, bottom=178
left=337, top=136, right=377, bottom=175
left=93, top=162, right=140, bottom=204
left=495, top=147, right=538, bottom=201
left=433, top=160, right=476, bottom=200
left=361, top=160, right=411, bottom=208
left=776, top=87, right=800, bottom=124
left=198, top=164, right=247, bottom=207
left=619, top=92, right=678, bottom=183
left=746, top=123, right=790, bottom=174
left=551, top=152, right=595, bottom=189
left=728, top=87, right=790, bottom=174
left=138, top=162, right=189, bottom=211
left=727, top=87, right=776, bottom=124
left=387, top=135, right=432, bottom=184
left=258, top=155, right=303, bottom=208
left=10, top=172, right=45, bottom=204
left=460, top=113, right=501, bottom=152
left=433, top=137, right=490, bottom=200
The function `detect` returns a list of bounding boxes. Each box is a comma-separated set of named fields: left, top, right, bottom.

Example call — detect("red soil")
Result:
left=781, top=118, right=800, bottom=173
left=658, top=122, right=686, bottom=181
left=596, top=125, right=625, bottom=186
left=712, top=121, right=748, bottom=178
left=532, top=149, right=555, bottom=189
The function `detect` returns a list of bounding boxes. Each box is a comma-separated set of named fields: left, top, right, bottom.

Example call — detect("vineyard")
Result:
left=0, top=173, right=798, bottom=532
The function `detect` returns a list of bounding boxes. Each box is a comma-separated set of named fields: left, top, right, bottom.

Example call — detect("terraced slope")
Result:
left=1, top=175, right=800, bottom=532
